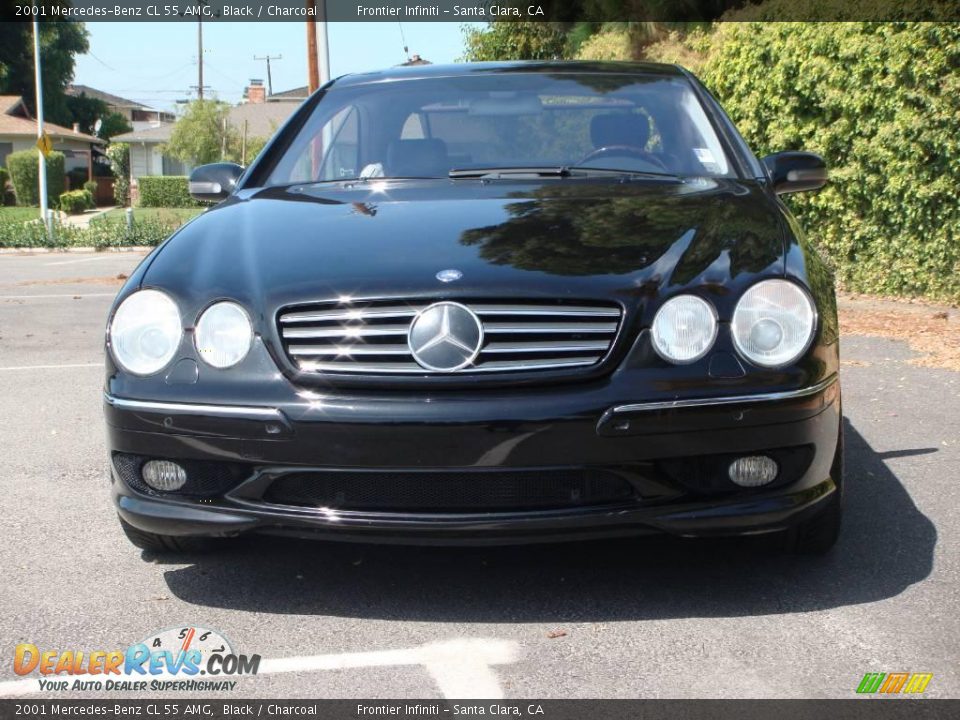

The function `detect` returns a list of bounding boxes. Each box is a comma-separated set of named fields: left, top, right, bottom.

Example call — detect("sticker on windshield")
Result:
left=694, top=148, right=720, bottom=172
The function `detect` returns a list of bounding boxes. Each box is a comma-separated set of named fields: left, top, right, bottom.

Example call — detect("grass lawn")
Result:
left=0, top=206, right=45, bottom=223
left=92, top=207, right=204, bottom=226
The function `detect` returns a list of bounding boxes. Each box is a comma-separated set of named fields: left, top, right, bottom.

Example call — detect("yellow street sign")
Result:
left=36, top=132, right=52, bottom=158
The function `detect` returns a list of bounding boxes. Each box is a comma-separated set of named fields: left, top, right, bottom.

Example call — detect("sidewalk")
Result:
left=57, top=206, right=117, bottom=229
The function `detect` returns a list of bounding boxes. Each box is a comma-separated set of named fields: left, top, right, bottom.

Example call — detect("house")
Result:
left=0, top=95, right=104, bottom=184
left=65, top=85, right=175, bottom=131
left=113, top=80, right=303, bottom=184
left=111, top=123, right=188, bottom=181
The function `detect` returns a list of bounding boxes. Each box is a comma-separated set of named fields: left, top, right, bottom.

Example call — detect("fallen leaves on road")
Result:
left=546, top=629, right=568, bottom=639
left=839, top=295, right=960, bottom=372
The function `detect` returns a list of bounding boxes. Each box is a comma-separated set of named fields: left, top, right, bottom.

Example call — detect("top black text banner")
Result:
left=5, top=0, right=960, bottom=23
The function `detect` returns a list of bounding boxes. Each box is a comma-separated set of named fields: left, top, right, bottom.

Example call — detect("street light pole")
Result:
left=32, top=20, right=49, bottom=233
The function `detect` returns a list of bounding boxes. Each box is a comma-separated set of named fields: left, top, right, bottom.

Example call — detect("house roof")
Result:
left=112, top=101, right=298, bottom=145
left=112, top=123, right=176, bottom=143
left=268, top=86, right=309, bottom=101
left=228, top=101, right=298, bottom=138
left=0, top=95, right=104, bottom=144
left=66, top=84, right=154, bottom=112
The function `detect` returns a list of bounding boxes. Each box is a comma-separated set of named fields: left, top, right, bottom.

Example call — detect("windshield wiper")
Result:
left=449, top=166, right=575, bottom=179
left=449, top=166, right=682, bottom=181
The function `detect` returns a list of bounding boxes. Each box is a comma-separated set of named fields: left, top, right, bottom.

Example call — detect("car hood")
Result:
left=142, top=178, right=784, bottom=322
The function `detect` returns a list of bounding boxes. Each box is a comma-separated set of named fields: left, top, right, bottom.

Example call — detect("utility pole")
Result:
left=254, top=54, right=282, bottom=97
left=32, top=20, right=49, bottom=233
left=306, top=1, right=319, bottom=93
left=197, top=8, right=204, bottom=99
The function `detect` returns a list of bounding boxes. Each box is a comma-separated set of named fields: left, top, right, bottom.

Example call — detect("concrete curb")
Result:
left=0, top=246, right=150, bottom=255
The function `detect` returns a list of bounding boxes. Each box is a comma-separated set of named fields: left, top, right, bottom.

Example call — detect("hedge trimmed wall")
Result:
left=137, top=176, right=199, bottom=208
left=6, top=150, right=65, bottom=208
left=696, top=22, right=960, bottom=303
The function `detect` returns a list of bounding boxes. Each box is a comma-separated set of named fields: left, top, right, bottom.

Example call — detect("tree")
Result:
left=164, top=100, right=235, bottom=166
left=0, top=18, right=89, bottom=127
left=461, top=22, right=568, bottom=61
left=106, top=143, right=130, bottom=207
left=96, top=112, right=133, bottom=140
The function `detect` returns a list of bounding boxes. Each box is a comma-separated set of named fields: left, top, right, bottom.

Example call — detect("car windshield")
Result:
left=264, top=72, right=736, bottom=186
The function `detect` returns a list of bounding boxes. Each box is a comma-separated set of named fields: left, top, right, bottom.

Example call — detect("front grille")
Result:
left=262, top=468, right=635, bottom=512
left=277, top=298, right=622, bottom=375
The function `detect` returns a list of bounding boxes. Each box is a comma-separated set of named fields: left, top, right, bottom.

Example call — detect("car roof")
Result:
left=331, top=60, right=687, bottom=88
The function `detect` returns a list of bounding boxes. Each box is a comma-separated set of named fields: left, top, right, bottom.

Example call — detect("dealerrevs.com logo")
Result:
left=13, top=626, right=260, bottom=692
left=856, top=672, right=933, bottom=695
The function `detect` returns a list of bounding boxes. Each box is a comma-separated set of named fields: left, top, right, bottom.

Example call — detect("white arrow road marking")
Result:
left=0, top=638, right=520, bottom=699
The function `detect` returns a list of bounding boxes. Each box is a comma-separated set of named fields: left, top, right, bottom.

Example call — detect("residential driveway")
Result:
left=0, top=251, right=956, bottom=699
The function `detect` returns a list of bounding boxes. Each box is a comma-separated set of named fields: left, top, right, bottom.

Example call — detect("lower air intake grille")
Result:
left=112, top=453, right=246, bottom=497
left=277, top=298, right=622, bottom=375
left=263, top=468, right=635, bottom=512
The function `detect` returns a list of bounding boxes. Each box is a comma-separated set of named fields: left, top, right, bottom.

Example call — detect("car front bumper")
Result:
left=105, top=375, right=841, bottom=546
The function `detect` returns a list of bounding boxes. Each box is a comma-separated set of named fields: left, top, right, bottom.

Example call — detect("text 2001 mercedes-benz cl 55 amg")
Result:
left=104, top=61, right=842, bottom=554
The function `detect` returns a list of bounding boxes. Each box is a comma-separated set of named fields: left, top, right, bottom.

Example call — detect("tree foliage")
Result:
left=461, top=22, right=568, bottom=61
left=164, top=100, right=236, bottom=166
left=0, top=18, right=89, bottom=127
left=106, top=143, right=130, bottom=207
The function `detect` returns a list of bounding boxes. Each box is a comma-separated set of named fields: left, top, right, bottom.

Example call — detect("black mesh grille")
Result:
left=263, top=468, right=636, bottom=512
left=112, top=453, right=246, bottom=497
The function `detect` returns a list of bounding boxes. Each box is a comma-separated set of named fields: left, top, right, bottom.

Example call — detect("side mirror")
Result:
left=761, top=151, right=827, bottom=194
left=188, top=163, right=244, bottom=202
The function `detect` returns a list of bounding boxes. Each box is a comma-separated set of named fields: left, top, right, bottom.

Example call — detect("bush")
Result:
left=0, top=167, right=15, bottom=206
left=0, top=213, right=184, bottom=249
left=137, top=176, right=199, bottom=208
left=106, top=143, right=130, bottom=206
left=693, top=22, right=960, bottom=304
left=59, top=190, right=91, bottom=215
left=6, top=150, right=65, bottom=208
left=83, top=180, right=98, bottom=207
left=576, top=28, right=634, bottom=61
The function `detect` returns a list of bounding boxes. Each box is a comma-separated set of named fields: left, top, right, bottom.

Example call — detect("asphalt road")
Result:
left=0, top=250, right=957, bottom=700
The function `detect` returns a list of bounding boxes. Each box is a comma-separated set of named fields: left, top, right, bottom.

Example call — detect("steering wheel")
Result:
left=578, top=145, right=668, bottom=171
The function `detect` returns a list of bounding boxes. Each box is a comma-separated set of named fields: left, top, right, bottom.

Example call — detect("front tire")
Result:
left=118, top=516, right=216, bottom=553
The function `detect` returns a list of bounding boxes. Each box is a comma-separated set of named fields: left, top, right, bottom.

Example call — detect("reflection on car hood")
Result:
left=142, top=178, right=784, bottom=319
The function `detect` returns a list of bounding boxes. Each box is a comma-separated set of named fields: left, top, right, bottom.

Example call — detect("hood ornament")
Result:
left=436, top=269, right=463, bottom=283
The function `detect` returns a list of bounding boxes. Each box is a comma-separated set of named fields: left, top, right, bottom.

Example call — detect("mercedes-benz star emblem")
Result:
left=436, top=269, right=463, bottom=283
left=408, top=302, right=483, bottom=372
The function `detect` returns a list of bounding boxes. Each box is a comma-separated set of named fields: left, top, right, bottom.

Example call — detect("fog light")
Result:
left=141, top=460, right=187, bottom=492
left=728, top=456, right=778, bottom=487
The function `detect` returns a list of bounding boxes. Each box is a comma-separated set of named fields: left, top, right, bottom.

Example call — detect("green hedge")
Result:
left=696, top=22, right=960, bottom=303
left=6, top=150, right=65, bottom=208
left=138, top=176, right=199, bottom=208
left=0, top=215, right=181, bottom=249
left=59, top=189, right=93, bottom=215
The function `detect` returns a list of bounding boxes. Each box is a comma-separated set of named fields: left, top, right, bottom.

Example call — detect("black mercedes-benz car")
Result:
left=104, top=61, right=842, bottom=554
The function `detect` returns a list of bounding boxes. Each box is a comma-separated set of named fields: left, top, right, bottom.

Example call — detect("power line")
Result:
left=398, top=22, right=410, bottom=62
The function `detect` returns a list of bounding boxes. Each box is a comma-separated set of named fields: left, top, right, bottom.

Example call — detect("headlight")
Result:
left=651, top=294, right=718, bottom=364
left=732, top=280, right=816, bottom=367
left=194, top=301, right=253, bottom=368
left=109, top=289, right=182, bottom=376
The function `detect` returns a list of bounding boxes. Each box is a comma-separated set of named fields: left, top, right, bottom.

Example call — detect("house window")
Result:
left=0, top=143, right=12, bottom=167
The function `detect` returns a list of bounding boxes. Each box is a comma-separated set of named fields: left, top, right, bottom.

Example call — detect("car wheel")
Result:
left=784, top=424, right=844, bottom=555
left=118, top=516, right=216, bottom=553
